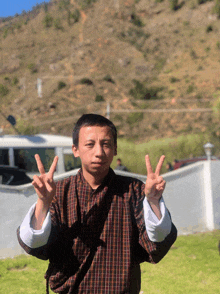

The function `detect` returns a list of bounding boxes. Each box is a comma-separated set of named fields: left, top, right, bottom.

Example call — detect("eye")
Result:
left=86, top=143, right=94, bottom=147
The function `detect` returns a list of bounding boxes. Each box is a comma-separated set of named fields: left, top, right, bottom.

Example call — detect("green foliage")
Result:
left=95, top=94, right=105, bottom=102
left=216, top=41, right=220, bottom=49
left=206, top=25, right=213, bottom=33
left=54, top=18, right=63, bottom=30
left=129, top=79, right=163, bottom=100
left=130, top=13, right=145, bottom=27
left=170, top=0, right=178, bottom=10
left=59, top=0, right=70, bottom=10
left=69, top=9, right=80, bottom=24
left=186, top=84, right=195, bottom=94
left=43, top=14, right=53, bottom=28
left=154, top=57, right=166, bottom=71
left=126, top=112, right=144, bottom=125
left=16, top=119, right=39, bottom=135
left=12, top=77, right=19, bottom=85
left=57, top=81, right=66, bottom=90
left=79, top=78, right=93, bottom=85
left=0, top=84, right=9, bottom=96
left=212, top=91, right=220, bottom=116
left=213, top=0, right=220, bottom=18
left=3, top=28, right=8, bottom=39
left=27, top=63, right=37, bottom=73
left=77, top=0, right=97, bottom=9
left=103, top=74, right=115, bottom=83
left=118, top=27, right=150, bottom=52
left=114, top=133, right=216, bottom=174
left=170, top=77, right=179, bottom=83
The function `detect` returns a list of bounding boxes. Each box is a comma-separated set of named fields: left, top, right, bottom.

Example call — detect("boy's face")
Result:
left=72, top=125, right=117, bottom=177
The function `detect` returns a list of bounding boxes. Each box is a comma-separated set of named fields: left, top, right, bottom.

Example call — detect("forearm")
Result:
left=147, top=198, right=162, bottom=220
left=31, top=198, right=50, bottom=230
left=19, top=202, right=52, bottom=249
left=143, top=197, right=172, bottom=242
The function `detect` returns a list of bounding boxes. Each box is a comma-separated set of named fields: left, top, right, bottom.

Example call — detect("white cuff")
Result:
left=19, top=202, right=51, bottom=249
left=143, top=197, right=172, bottom=242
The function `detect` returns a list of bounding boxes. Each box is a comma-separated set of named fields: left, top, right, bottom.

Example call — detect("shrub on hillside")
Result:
left=126, top=113, right=144, bottom=125
left=43, top=14, right=53, bottom=28
left=129, top=79, right=162, bottom=100
left=170, top=0, right=178, bottom=10
left=95, top=94, right=105, bottom=102
left=0, top=84, right=9, bottom=96
left=27, top=63, right=38, bottom=73
left=213, top=0, right=220, bottom=18
left=58, top=81, right=66, bottom=90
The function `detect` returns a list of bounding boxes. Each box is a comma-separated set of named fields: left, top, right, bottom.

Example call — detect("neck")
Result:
left=82, top=168, right=109, bottom=190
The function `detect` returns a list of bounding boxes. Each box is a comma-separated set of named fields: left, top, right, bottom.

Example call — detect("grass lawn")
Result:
left=0, top=230, right=219, bottom=293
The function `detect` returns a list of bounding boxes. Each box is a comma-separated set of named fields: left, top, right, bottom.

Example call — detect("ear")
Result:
left=72, top=145, right=80, bottom=158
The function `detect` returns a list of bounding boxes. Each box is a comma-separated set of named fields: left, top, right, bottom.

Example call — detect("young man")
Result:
left=17, top=114, right=177, bottom=294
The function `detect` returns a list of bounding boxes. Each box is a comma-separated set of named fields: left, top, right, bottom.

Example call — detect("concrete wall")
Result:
left=1, top=163, right=220, bottom=259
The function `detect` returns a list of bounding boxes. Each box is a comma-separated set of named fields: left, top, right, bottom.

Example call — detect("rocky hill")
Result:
left=1, top=0, right=220, bottom=142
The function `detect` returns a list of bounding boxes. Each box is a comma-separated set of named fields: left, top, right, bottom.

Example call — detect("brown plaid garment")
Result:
left=17, top=168, right=177, bottom=294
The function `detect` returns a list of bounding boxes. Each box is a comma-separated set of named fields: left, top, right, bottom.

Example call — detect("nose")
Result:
left=94, top=143, right=104, bottom=157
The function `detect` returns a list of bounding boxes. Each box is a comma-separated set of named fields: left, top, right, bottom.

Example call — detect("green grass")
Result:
left=140, top=230, right=220, bottom=294
left=0, top=230, right=219, bottom=293
left=0, top=255, right=48, bottom=293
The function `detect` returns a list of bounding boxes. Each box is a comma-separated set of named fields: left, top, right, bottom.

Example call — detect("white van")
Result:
left=0, top=134, right=81, bottom=177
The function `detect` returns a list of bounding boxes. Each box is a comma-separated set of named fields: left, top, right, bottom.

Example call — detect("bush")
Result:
left=71, top=9, right=80, bottom=23
left=58, top=81, right=66, bottom=90
left=27, top=63, right=38, bottom=73
left=54, top=18, right=63, bottom=30
left=170, top=77, right=179, bottom=83
left=43, top=14, right=53, bottom=28
left=95, top=94, right=105, bottom=102
left=103, top=74, right=115, bottom=83
left=79, top=78, right=93, bottom=85
left=126, top=112, right=144, bottom=125
left=0, top=84, right=9, bottom=96
left=12, top=77, right=19, bottom=85
left=129, top=79, right=162, bottom=100
left=130, top=13, right=145, bottom=27
left=170, top=0, right=178, bottom=10
left=213, top=0, right=220, bottom=18
left=206, top=25, right=213, bottom=33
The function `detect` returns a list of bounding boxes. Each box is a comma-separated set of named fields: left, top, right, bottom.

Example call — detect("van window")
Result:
left=0, top=149, right=9, bottom=165
left=14, top=148, right=55, bottom=172
left=64, top=154, right=81, bottom=171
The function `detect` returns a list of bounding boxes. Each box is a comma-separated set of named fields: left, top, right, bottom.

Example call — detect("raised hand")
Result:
left=32, top=154, right=58, bottom=208
left=145, top=155, right=166, bottom=203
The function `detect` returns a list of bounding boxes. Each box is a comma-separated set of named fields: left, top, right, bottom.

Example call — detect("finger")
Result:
left=155, top=155, right=165, bottom=176
left=35, top=154, right=45, bottom=175
left=32, top=175, right=44, bottom=189
left=156, top=180, right=166, bottom=191
left=145, top=155, right=153, bottom=175
left=48, top=156, right=59, bottom=178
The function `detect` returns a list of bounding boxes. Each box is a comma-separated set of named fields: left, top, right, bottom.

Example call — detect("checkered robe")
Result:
left=17, top=168, right=177, bottom=294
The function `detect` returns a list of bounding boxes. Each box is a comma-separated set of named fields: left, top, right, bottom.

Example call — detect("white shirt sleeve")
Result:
left=19, top=202, right=52, bottom=249
left=143, top=197, right=172, bottom=242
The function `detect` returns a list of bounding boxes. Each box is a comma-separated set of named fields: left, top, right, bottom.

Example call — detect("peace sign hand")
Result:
left=145, top=155, right=166, bottom=203
left=32, top=154, right=58, bottom=208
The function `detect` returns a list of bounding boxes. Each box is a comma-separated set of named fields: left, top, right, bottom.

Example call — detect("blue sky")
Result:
left=0, top=0, right=51, bottom=18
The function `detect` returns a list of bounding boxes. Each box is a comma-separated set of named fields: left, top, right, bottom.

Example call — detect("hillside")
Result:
left=1, top=0, right=220, bottom=146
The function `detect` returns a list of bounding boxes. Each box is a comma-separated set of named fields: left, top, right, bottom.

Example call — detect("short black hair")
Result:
left=72, top=114, right=117, bottom=147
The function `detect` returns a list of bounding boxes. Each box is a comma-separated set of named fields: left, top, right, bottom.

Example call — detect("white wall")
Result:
left=1, top=163, right=220, bottom=259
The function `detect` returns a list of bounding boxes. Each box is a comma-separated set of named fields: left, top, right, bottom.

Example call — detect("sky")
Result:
left=0, top=0, right=51, bottom=18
